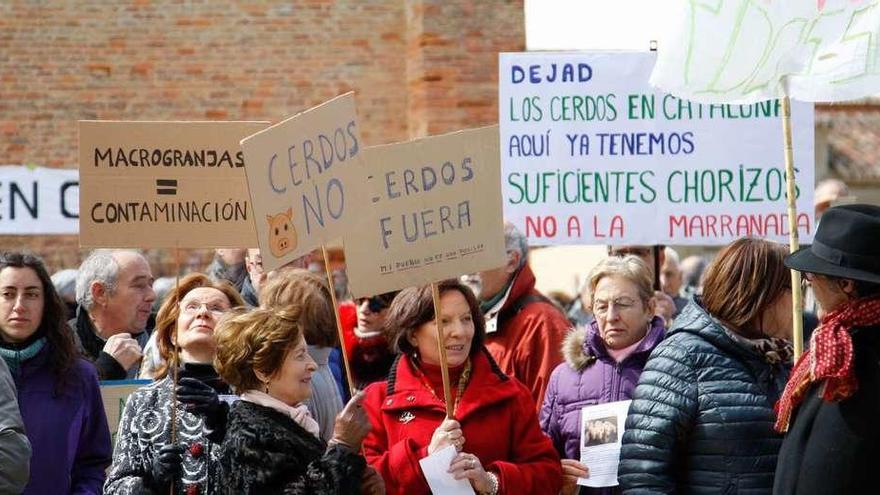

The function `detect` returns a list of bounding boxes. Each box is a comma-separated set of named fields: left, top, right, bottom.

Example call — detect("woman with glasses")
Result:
left=340, top=290, right=399, bottom=389
left=105, top=273, right=244, bottom=495
left=0, top=252, right=111, bottom=494
left=540, top=256, right=665, bottom=495
left=618, top=238, right=793, bottom=494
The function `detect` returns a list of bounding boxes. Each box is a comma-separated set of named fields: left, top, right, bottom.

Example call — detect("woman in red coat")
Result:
left=362, top=279, right=562, bottom=495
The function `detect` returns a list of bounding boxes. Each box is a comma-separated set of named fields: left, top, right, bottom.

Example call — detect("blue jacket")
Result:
left=618, top=301, right=790, bottom=494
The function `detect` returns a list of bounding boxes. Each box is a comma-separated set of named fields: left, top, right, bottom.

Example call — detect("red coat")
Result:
left=485, top=264, right=570, bottom=410
left=362, top=350, right=562, bottom=495
left=339, top=301, right=394, bottom=388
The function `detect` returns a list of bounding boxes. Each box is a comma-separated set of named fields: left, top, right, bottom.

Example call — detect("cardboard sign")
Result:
left=499, top=51, right=815, bottom=246
left=0, top=165, right=79, bottom=234
left=240, top=94, right=367, bottom=272
left=99, top=379, right=150, bottom=446
left=345, top=126, right=507, bottom=297
left=651, top=0, right=880, bottom=103
left=78, top=121, right=268, bottom=248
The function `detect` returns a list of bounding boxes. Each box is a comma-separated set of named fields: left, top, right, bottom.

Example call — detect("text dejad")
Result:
left=377, top=157, right=475, bottom=249
left=266, top=120, right=359, bottom=235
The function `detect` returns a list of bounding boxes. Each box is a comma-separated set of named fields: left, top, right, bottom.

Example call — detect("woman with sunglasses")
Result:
left=540, top=256, right=665, bottom=495
left=618, top=238, right=793, bottom=494
left=105, top=273, right=244, bottom=495
left=340, top=291, right=399, bottom=389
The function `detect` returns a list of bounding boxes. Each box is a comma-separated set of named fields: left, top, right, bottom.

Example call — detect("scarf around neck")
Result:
left=0, top=337, right=47, bottom=374
left=775, top=296, right=880, bottom=432
left=240, top=389, right=321, bottom=439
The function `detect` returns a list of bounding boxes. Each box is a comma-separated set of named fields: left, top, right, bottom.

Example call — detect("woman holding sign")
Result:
left=540, top=256, right=665, bottom=495
left=0, top=252, right=111, bottom=495
left=362, top=279, right=562, bottom=495
left=617, top=238, right=793, bottom=493
left=105, top=273, right=244, bottom=495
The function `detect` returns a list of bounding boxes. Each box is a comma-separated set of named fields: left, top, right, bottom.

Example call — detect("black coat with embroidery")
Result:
left=218, top=400, right=365, bottom=495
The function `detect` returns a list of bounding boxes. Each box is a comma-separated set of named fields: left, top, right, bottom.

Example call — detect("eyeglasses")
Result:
left=356, top=296, right=391, bottom=313
left=592, top=297, right=641, bottom=316
left=180, top=301, right=229, bottom=317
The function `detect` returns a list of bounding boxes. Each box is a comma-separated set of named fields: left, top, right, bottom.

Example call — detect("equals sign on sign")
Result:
left=156, top=179, right=177, bottom=195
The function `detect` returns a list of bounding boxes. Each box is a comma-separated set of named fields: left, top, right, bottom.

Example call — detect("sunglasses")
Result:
left=355, top=296, right=391, bottom=313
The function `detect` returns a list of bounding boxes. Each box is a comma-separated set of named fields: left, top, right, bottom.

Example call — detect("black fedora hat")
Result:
left=784, top=204, right=880, bottom=284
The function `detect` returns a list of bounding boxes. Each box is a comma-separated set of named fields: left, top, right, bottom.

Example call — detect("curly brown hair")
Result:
left=384, top=279, right=485, bottom=358
left=260, top=269, right=337, bottom=348
left=153, top=273, right=245, bottom=379
left=213, top=307, right=304, bottom=392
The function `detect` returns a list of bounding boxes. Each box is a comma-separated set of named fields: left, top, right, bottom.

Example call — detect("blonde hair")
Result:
left=588, top=255, right=654, bottom=306
left=213, top=307, right=303, bottom=392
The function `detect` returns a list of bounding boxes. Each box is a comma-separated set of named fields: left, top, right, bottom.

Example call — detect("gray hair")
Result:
left=664, top=246, right=680, bottom=267
left=75, top=249, right=125, bottom=310
left=504, top=222, right=529, bottom=270
left=588, top=255, right=654, bottom=306
left=51, top=269, right=78, bottom=300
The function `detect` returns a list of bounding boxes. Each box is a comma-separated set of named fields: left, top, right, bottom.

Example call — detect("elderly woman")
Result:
left=0, top=252, right=111, bottom=494
left=260, top=269, right=345, bottom=442
left=214, top=307, right=383, bottom=494
left=540, top=256, right=665, bottom=495
left=105, top=273, right=244, bottom=495
left=362, top=279, right=562, bottom=495
left=774, top=204, right=880, bottom=494
left=618, top=238, right=794, bottom=493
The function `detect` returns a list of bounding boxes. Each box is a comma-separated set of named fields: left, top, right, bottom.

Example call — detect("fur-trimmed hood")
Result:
left=561, top=317, right=667, bottom=372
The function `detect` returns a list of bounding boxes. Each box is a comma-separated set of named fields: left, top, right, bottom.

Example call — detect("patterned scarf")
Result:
left=774, top=296, right=880, bottom=432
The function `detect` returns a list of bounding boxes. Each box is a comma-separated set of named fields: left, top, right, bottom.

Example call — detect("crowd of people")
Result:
left=0, top=203, right=879, bottom=494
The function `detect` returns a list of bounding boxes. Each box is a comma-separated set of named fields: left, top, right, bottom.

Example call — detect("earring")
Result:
left=263, top=381, right=269, bottom=394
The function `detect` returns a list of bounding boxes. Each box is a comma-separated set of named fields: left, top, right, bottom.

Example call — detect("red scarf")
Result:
left=775, top=296, right=880, bottom=432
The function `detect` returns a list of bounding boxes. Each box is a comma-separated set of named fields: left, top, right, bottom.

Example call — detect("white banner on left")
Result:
left=0, top=165, right=79, bottom=235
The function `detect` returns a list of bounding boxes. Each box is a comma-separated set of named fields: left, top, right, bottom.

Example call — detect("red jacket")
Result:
left=339, top=301, right=394, bottom=388
left=485, top=264, right=570, bottom=410
left=362, top=350, right=562, bottom=495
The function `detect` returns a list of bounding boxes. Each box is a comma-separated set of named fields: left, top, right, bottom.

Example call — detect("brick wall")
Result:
left=0, top=0, right=524, bottom=274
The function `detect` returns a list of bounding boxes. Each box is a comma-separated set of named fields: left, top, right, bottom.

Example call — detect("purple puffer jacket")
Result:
left=540, top=316, right=665, bottom=463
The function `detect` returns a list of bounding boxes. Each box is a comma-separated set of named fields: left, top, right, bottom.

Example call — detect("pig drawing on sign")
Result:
left=266, top=208, right=297, bottom=257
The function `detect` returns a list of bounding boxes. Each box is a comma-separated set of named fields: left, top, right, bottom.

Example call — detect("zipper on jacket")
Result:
left=611, top=363, right=622, bottom=400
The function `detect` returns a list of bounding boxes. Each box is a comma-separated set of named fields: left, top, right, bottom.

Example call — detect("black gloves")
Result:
left=149, top=443, right=184, bottom=491
left=176, top=377, right=229, bottom=443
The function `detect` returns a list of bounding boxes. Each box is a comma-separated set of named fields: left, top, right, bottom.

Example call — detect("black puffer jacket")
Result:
left=618, top=301, right=790, bottom=494
left=218, top=400, right=365, bottom=494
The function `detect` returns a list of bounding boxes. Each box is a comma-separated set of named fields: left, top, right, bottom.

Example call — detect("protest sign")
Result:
left=240, top=94, right=367, bottom=272
left=499, top=51, right=815, bottom=246
left=99, top=379, right=150, bottom=446
left=650, top=0, right=880, bottom=104
left=0, top=165, right=79, bottom=235
left=345, top=126, right=507, bottom=298
left=78, top=121, right=268, bottom=248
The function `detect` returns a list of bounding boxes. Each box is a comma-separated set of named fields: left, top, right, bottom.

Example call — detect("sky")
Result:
left=525, top=0, right=677, bottom=51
